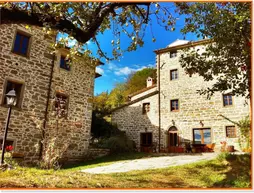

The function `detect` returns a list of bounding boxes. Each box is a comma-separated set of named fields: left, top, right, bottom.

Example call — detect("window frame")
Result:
left=12, top=30, right=32, bottom=57
left=1, top=78, right=25, bottom=109
left=193, top=128, right=212, bottom=144
left=0, top=138, right=16, bottom=151
left=142, top=102, right=150, bottom=114
left=226, top=126, right=237, bottom=138
left=60, top=55, right=71, bottom=71
left=170, top=99, right=179, bottom=112
left=223, top=94, right=233, bottom=107
left=170, top=69, right=178, bottom=80
left=170, top=50, right=177, bottom=58
left=140, top=132, right=153, bottom=147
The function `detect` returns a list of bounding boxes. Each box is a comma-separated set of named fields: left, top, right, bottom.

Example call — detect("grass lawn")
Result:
left=0, top=152, right=251, bottom=188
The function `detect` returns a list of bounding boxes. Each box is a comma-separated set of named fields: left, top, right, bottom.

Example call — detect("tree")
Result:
left=125, top=67, right=157, bottom=95
left=93, top=91, right=110, bottom=115
left=1, top=2, right=176, bottom=61
left=175, top=2, right=251, bottom=99
left=107, top=83, right=126, bottom=108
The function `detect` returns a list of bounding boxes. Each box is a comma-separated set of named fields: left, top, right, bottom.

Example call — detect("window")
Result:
left=193, top=128, right=211, bottom=144
left=170, top=69, right=178, bottom=80
left=170, top=50, right=177, bottom=58
left=2, top=79, right=24, bottom=108
left=170, top=99, right=179, bottom=111
left=226, top=126, right=236, bottom=138
left=0, top=139, right=14, bottom=151
left=140, top=132, right=152, bottom=147
left=54, top=92, right=69, bottom=118
left=12, top=32, right=30, bottom=56
left=60, top=55, right=71, bottom=71
left=223, top=94, right=233, bottom=106
left=142, top=103, right=150, bottom=114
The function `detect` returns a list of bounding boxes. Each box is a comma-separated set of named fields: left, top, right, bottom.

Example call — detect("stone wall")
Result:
left=112, top=91, right=159, bottom=149
left=0, top=24, right=96, bottom=163
left=159, top=46, right=250, bottom=151
left=112, top=42, right=250, bottom=152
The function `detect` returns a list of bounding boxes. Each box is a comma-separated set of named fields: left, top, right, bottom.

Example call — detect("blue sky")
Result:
left=62, top=3, right=198, bottom=95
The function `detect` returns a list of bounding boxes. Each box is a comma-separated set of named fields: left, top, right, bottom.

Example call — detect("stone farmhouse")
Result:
left=112, top=39, right=250, bottom=153
left=0, top=23, right=102, bottom=163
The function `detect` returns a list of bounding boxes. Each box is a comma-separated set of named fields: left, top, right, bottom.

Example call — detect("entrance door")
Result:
left=168, top=126, right=179, bottom=153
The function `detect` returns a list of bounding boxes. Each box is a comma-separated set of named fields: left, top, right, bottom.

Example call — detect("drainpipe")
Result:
left=39, top=52, right=56, bottom=159
left=157, top=53, right=161, bottom=153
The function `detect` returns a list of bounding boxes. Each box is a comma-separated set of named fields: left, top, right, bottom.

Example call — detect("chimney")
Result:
left=146, top=77, right=153, bottom=87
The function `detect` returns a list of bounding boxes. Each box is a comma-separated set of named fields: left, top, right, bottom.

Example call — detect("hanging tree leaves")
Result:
left=0, top=2, right=176, bottom=61
left=175, top=2, right=251, bottom=99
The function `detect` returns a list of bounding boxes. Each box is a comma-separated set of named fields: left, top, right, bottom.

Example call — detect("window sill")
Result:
left=223, top=105, right=234, bottom=108
left=60, top=67, right=71, bottom=72
left=171, top=110, right=179, bottom=112
left=11, top=51, right=29, bottom=58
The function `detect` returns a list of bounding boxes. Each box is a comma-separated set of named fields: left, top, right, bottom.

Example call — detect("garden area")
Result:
left=0, top=152, right=251, bottom=188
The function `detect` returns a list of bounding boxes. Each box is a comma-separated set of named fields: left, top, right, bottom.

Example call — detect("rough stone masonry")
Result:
left=112, top=39, right=250, bottom=152
left=0, top=23, right=99, bottom=164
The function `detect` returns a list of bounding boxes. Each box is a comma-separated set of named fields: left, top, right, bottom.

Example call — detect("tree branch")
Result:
left=1, top=2, right=151, bottom=44
left=93, top=37, right=113, bottom=61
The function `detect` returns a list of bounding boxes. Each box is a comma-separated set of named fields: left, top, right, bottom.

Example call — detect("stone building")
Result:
left=112, top=39, right=250, bottom=152
left=0, top=23, right=102, bottom=163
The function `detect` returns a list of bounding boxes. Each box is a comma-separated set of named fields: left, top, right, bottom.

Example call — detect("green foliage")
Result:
left=94, top=67, right=156, bottom=110
left=238, top=115, right=251, bottom=137
left=91, top=111, right=120, bottom=139
left=125, top=67, right=157, bottom=96
left=216, top=152, right=234, bottom=162
left=2, top=2, right=176, bottom=61
left=93, top=91, right=111, bottom=115
left=98, top=134, right=136, bottom=153
left=0, top=152, right=19, bottom=167
left=107, top=83, right=127, bottom=108
left=176, top=2, right=251, bottom=98
left=237, top=116, right=251, bottom=152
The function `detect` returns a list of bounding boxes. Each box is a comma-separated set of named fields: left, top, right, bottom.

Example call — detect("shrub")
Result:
left=217, top=152, right=235, bottom=162
left=238, top=116, right=251, bottom=152
left=98, top=134, right=136, bottom=153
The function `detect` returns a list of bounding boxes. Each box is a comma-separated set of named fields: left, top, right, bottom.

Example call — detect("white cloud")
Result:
left=96, top=67, right=104, bottom=75
left=115, top=67, right=135, bottom=76
left=106, top=62, right=156, bottom=77
left=108, top=62, right=117, bottom=70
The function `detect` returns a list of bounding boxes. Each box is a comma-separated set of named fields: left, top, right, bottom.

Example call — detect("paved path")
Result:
left=81, top=153, right=219, bottom=174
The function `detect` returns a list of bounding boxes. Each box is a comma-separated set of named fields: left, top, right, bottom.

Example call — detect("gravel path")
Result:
left=81, top=153, right=219, bottom=174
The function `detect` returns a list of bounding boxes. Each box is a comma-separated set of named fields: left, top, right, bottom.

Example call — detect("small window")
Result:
left=170, top=50, right=177, bottom=58
left=142, top=103, right=150, bottom=114
left=170, top=69, right=178, bottom=80
left=223, top=94, right=233, bottom=106
left=54, top=92, right=69, bottom=118
left=0, top=139, right=15, bottom=151
left=226, top=126, right=236, bottom=138
left=60, top=55, right=71, bottom=71
left=12, top=32, right=30, bottom=56
left=2, top=80, right=24, bottom=108
left=140, top=132, right=152, bottom=147
left=170, top=99, right=179, bottom=111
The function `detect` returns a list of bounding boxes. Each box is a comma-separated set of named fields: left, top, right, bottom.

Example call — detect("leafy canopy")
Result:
left=176, top=2, right=251, bottom=98
left=1, top=2, right=176, bottom=61
left=93, top=67, right=156, bottom=111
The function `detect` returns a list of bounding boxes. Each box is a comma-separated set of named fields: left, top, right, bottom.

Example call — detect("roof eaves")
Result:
left=128, top=84, right=157, bottom=98
left=154, top=39, right=212, bottom=54
left=111, top=90, right=159, bottom=113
